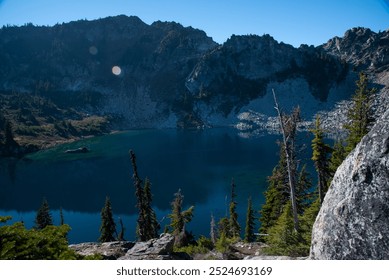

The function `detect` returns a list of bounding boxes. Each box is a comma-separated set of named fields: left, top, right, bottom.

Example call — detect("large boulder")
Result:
left=310, top=109, right=389, bottom=259
left=119, top=233, right=175, bottom=260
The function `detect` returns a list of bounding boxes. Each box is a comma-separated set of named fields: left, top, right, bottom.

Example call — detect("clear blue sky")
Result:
left=0, top=0, right=388, bottom=47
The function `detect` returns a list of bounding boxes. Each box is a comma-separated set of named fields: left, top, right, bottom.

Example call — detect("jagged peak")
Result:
left=152, top=20, right=184, bottom=30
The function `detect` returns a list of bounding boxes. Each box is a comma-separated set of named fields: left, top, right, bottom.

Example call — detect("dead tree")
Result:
left=272, top=89, right=300, bottom=231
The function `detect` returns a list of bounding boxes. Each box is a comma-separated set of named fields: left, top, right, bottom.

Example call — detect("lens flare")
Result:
left=112, top=66, right=122, bottom=76
left=89, top=46, right=98, bottom=55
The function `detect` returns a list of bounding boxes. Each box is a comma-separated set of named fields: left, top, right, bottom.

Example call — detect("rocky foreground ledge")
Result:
left=69, top=233, right=305, bottom=260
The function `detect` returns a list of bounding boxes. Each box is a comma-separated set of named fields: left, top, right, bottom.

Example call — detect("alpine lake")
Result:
left=0, top=127, right=314, bottom=244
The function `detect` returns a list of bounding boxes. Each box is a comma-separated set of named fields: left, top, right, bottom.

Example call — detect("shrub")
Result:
left=0, top=216, right=83, bottom=260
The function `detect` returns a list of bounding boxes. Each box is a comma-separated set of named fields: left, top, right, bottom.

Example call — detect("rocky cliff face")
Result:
left=0, top=17, right=388, bottom=131
left=0, top=15, right=218, bottom=129
left=310, top=108, right=389, bottom=260
left=322, top=27, right=389, bottom=72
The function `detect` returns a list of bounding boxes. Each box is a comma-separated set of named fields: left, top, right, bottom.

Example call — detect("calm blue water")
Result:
left=0, top=128, right=313, bottom=243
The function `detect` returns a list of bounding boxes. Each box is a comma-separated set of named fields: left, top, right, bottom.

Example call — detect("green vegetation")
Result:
left=130, top=150, right=160, bottom=241
left=34, top=198, right=53, bottom=230
left=228, top=178, right=240, bottom=238
left=345, top=72, right=376, bottom=153
left=258, top=73, right=377, bottom=257
left=0, top=216, right=99, bottom=260
left=169, top=189, right=194, bottom=247
left=259, top=146, right=288, bottom=236
left=264, top=201, right=307, bottom=256
left=99, top=196, right=116, bottom=242
left=174, top=236, right=214, bottom=255
left=0, top=91, right=110, bottom=157
left=329, top=140, right=347, bottom=177
left=0, top=71, right=378, bottom=259
left=311, top=116, right=332, bottom=204
left=244, top=197, right=255, bottom=243
left=215, top=234, right=240, bottom=254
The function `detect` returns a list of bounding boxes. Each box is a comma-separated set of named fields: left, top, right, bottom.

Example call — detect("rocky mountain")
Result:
left=322, top=27, right=389, bottom=72
left=0, top=15, right=388, bottom=148
left=310, top=108, right=389, bottom=259
left=0, top=15, right=217, bottom=130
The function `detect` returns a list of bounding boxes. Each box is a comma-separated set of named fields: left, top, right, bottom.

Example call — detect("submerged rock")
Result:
left=310, top=108, right=389, bottom=259
left=64, top=147, right=89, bottom=154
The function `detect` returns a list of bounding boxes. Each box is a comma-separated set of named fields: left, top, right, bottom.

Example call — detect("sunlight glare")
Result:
left=89, top=46, right=98, bottom=55
left=112, top=66, right=122, bottom=76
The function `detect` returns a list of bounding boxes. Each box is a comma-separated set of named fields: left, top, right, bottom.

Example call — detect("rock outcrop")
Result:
left=118, top=233, right=176, bottom=260
left=69, top=241, right=135, bottom=260
left=322, top=27, right=389, bottom=72
left=69, top=233, right=181, bottom=260
left=310, top=108, right=389, bottom=259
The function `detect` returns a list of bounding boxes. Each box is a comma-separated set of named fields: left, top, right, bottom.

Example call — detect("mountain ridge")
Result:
left=0, top=15, right=388, bottom=153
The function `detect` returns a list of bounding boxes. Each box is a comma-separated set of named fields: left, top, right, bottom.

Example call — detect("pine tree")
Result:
left=35, top=198, right=53, bottom=230
left=99, top=196, right=116, bottom=242
left=59, top=207, right=64, bottom=226
left=143, top=178, right=160, bottom=240
left=218, top=217, right=230, bottom=238
left=259, top=145, right=289, bottom=235
left=273, top=90, right=300, bottom=231
left=345, top=72, right=375, bottom=153
left=210, top=213, right=217, bottom=244
left=265, top=201, right=306, bottom=256
left=168, top=189, right=194, bottom=235
left=4, top=120, right=17, bottom=147
left=244, top=197, right=255, bottom=243
left=117, top=217, right=125, bottom=241
left=130, top=151, right=160, bottom=241
left=229, top=178, right=240, bottom=238
left=329, top=139, right=347, bottom=177
left=129, top=150, right=147, bottom=241
left=300, top=198, right=321, bottom=246
left=295, top=164, right=312, bottom=214
left=311, top=116, right=332, bottom=204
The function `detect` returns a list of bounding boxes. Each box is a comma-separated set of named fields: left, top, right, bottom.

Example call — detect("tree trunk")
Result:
left=272, top=89, right=299, bottom=232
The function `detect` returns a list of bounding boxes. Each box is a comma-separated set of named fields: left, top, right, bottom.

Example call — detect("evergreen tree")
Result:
left=300, top=198, right=321, bottom=246
left=311, top=116, right=332, bottom=204
left=129, top=150, right=147, bottom=241
left=345, top=72, right=375, bottom=153
left=329, top=139, right=347, bottom=178
left=273, top=90, right=301, bottom=231
left=130, top=150, right=159, bottom=241
left=295, top=165, right=313, bottom=214
left=259, top=145, right=289, bottom=235
left=218, top=217, right=230, bottom=238
left=143, top=178, right=160, bottom=240
left=265, top=201, right=306, bottom=256
left=99, top=196, right=116, bottom=242
left=210, top=213, right=217, bottom=244
left=117, top=217, right=125, bottom=241
left=59, top=207, right=64, bottom=226
left=244, top=197, right=255, bottom=243
left=168, top=189, right=194, bottom=235
left=4, top=120, right=17, bottom=147
left=35, top=198, right=53, bottom=230
left=228, top=178, right=240, bottom=238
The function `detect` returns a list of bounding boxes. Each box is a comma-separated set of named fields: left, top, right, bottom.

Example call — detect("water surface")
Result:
left=0, top=128, right=310, bottom=243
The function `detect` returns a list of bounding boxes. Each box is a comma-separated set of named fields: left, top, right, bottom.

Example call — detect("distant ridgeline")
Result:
left=0, top=16, right=388, bottom=155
